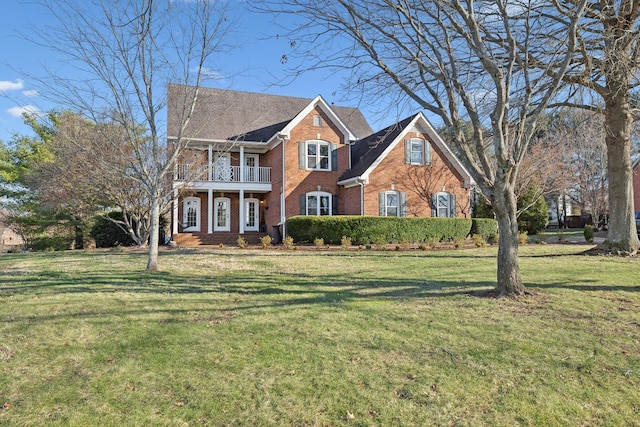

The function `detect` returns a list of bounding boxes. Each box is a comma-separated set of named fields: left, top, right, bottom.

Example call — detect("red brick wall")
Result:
left=283, top=106, right=349, bottom=219
left=364, top=131, right=470, bottom=217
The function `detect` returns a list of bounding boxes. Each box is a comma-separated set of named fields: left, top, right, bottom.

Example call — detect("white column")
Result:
left=239, top=146, right=245, bottom=182
left=208, top=145, right=213, bottom=181
left=208, top=188, right=213, bottom=234
left=239, top=189, right=245, bottom=234
left=172, top=189, right=179, bottom=235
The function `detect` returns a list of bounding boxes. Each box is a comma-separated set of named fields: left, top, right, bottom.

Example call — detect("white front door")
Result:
left=182, top=197, right=201, bottom=231
left=214, top=197, right=230, bottom=231
left=244, top=198, right=259, bottom=232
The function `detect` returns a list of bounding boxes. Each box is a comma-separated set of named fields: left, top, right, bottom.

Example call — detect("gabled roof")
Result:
left=167, top=84, right=372, bottom=143
left=339, top=112, right=472, bottom=188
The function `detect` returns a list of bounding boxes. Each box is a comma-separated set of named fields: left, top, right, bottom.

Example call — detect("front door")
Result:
left=214, top=197, right=230, bottom=231
left=244, top=198, right=259, bottom=232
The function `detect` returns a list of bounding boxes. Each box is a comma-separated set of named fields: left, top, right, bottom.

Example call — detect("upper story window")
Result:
left=404, top=138, right=431, bottom=165
left=299, top=140, right=337, bottom=171
left=313, top=114, right=323, bottom=127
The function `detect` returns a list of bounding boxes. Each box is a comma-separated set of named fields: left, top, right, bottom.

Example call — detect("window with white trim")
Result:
left=404, top=138, right=431, bottom=165
left=431, top=192, right=457, bottom=218
left=308, top=141, right=329, bottom=170
left=378, top=191, right=407, bottom=217
left=313, top=114, right=322, bottom=127
left=299, top=140, right=337, bottom=171
left=305, top=191, right=332, bottom=216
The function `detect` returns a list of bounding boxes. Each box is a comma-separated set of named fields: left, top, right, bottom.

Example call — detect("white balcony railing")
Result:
left=176, top=164, right=271, bottom=184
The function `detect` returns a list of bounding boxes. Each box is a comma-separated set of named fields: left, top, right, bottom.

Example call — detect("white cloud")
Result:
left=0, top=79, right=25, bottom=92
left=22, top=89, right=39, bottom=98
left=6, top=105, right=42, bottom=118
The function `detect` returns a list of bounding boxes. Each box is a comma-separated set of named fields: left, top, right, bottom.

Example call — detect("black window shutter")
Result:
left=330, top=143, right=338, bottom=171
left=404, top=139, right=411, bottom=164
left=450, top=194, right=457, bottom=217
left=425, top=141, right=432, bottom=165
left=332, top=195, right=338, bottom=215
left=299, top=142, right=306, bottom=169
left=300, top=193, right=307, bottom=215
left=431, top=194, right=437, bottom=217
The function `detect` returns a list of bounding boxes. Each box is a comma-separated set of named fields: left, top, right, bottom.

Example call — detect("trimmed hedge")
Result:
left=286, top=216, right=472, bottom=245
left=470, top=218, right=498, bottom=240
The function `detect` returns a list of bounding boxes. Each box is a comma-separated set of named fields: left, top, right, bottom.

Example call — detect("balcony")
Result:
left=175, top=164, right=271, bottom=188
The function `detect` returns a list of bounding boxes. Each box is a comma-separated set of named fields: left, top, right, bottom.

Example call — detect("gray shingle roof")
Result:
left=340, top=114, right=419, bottom=181
left=167, top=84, right=372, bottom=142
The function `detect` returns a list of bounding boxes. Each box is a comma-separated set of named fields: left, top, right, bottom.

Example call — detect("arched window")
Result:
left=431, top=192, right=457, bottom=218
left=302, top=191, right=332, bottom=216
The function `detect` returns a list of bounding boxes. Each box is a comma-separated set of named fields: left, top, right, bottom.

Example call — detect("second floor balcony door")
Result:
left=245, top=154, right=258, bottom=182
left=215, top=153, right=232, bottom=181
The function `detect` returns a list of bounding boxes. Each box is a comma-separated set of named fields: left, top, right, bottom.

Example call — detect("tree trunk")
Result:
left=492, top=181, right=527, bottom=297
left=146, top=195, right=160, bottom=271
left=603, top=92, right=640, bottom=252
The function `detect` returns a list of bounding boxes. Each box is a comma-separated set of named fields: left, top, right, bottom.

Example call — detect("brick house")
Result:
left=168, top=85, right=472, bottom=246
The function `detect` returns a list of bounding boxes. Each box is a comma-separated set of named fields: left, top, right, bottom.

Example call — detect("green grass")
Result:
left=1, top=246, right=639, bottom=426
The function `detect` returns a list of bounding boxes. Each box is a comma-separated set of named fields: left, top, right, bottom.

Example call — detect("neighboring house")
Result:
left=168, top=85, right=472, bottom=246
left=0, top=208, right=24, bottom=252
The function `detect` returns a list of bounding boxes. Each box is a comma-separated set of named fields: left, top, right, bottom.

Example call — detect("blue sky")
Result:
left=0, top=1, right=405, bottom=144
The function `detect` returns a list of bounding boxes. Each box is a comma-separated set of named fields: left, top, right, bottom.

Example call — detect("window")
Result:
left=299, top=141, right=337, bottom=171
left=182, top=197, right=200, bottom=231
left=404, top=138, right=431, bottom=165
left=378, top=191, right=407, bottom=217
left=313, top=114, right=322, bottom=127
left=301, top=191, right=333, bottom=216
left=431, top=192, right=457, bottom=218
left=308, top=141, right=329, bottom=170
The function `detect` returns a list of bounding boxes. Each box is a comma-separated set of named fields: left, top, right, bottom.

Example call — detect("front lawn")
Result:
left=1, top=246, right=639, bottom=426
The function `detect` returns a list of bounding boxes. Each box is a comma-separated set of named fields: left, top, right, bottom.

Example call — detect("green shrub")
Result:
left=583, top=225, right=595, bottom=243
left=286, top=216, right=472, bottom=245
left=28, top=236, right=72, bottom=252
left=517, top=187, right=549, bottom=235
left=470, top=218, right=498, bottom=241
left=90, top=212, right=136, bottom=248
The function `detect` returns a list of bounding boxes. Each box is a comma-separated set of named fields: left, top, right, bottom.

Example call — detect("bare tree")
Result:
left=262, top=0, right=586, bottom=296
left=31, top=0, right=236, bottom=270
left=543, top=109, right=609, bottom=227
left=544, top=1, right=640, bottom=251
left=399, top=158, right=470, bottom=217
